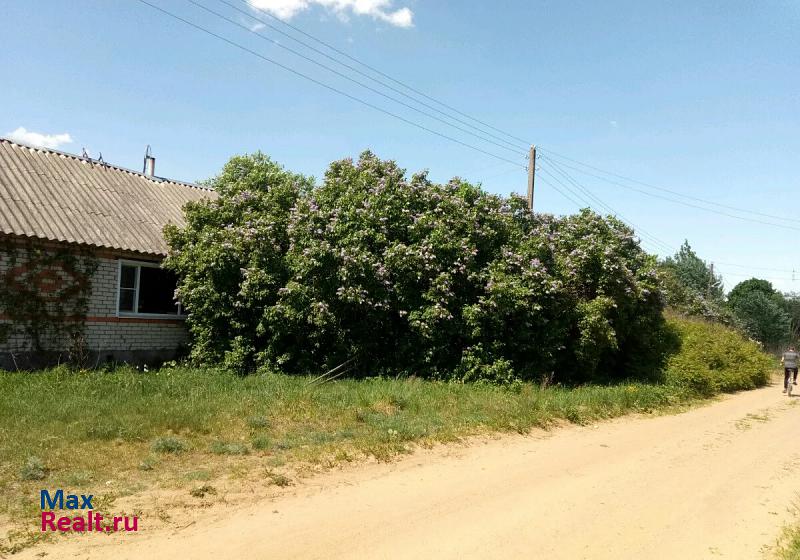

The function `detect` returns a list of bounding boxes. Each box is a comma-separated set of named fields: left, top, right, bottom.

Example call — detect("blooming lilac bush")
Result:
left=165, top=151, right=668, bottom=383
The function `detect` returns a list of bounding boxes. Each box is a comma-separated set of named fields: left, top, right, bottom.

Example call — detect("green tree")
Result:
left=727, top=278, right=790, bottom=347
left=783, top=292, right=800, bottom=341
left=662, top=241, right=724, bottom=303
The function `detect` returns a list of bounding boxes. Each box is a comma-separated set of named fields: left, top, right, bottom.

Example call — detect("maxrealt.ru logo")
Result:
left=40, top=489, right=139, bottom=532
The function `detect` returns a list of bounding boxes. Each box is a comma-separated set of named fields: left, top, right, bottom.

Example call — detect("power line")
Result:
left=536, top=168, right=668, bottom=254
left=715, top=268, right=796, bottom=282
left=186, top=0, right=526, bottom=157
left=536, top=176, right=587, bottom=210
left=213, top=0, right=528, bottom=153
left=539, top=158, right=800, bottom=276
left=538, top=158, right=676, bottom=254
left=538, top=155, right=800, bottom=233
left=230, top=0, right=533, bottom=148
left=477, top=165, right=525, bottom=181
left=133, top=0, right=527, bottom=168
left=537, top=159, right=675, bottom=253
left=714, top=262, right=796, bottom=274
left=539, top=148, right=789, bottom=224
left=537, top=156, right=800, bottom=276
left=538, top=165, right=664, bottom=250
left=134, top=1, right=795, bottom=278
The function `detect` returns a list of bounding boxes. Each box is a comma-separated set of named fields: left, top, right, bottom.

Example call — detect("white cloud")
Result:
left=6, top=127, right=73, bottom=149
left=248, top=0, right=414, bottom=27
left=610, top=120, right=619, bottom=128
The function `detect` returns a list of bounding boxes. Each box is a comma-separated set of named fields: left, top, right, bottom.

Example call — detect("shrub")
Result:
left=19, top=456, right=47, bottom=481
left=165, top=151, right=667, bottom=383
left=265, top=469, right=291, bottom=487
left=189, top=484, right=217, bottom=498
left=151, top=436, right=187, bottom=454
left=663, top=314, right=772, bottom=395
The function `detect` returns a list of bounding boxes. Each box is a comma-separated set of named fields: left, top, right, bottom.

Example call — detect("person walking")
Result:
left=781, top=345, right=799, bottom=393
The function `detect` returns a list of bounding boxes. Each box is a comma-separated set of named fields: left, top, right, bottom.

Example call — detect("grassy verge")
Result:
left=773, top=502, right=800, bottom=559
left=775, top=529, right=800, bottom=559
left=0, top=314, right=773, bottom=553
left=0, top=367, right=698, bottom=553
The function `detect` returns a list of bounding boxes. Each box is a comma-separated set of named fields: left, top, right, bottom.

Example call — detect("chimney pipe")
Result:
left=143, top=145, right=156, bottom=177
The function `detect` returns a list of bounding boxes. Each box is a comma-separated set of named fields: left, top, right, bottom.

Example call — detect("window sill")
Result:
left=117, top=313, right=187, bottom=320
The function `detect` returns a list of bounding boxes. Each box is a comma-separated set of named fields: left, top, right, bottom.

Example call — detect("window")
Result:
left=117, top=260, right=184, bottom=317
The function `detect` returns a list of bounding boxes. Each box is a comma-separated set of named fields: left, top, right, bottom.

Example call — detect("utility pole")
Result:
left=527, top=145, right=537, bottom=212
left=707, top=262, right=715, bottom=299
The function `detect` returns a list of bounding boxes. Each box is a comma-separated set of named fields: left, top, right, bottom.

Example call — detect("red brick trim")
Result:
left=0, top=314, right=185, bottom=325
left=86, top=316, right=185, bottom=325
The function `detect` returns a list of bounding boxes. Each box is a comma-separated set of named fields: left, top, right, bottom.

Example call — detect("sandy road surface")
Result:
left=22, top=379, right=800, bottom=559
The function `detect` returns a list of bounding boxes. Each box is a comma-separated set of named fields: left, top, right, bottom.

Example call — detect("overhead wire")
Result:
left=230, top=0, right=534, bottom=148
left=540, top=148, right=787, bottom=222
left=213, top=0, right=529, bottom=153
left=536, top=176, right=590, bottom=211
left=133, top=0, right=527, bottom=168
left=537, top=158, right=799, bottom=281
left=135, top=0, right=793, bottom=282
left=536, top=165, right=668, bottom=254
left=186, top=0, right=527, bottom=157
left=539, top=149, right=796, bottom=230
left=538, top=157, right=676, bottom=254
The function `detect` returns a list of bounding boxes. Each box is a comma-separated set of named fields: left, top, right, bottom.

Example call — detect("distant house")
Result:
left=0, top=137, right=215, bottom=369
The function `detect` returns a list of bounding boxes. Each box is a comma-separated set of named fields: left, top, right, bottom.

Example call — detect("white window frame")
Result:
left=116, top=259, right=186, bottom=319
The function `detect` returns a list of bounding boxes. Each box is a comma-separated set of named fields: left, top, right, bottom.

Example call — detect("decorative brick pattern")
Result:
left=0, top=246, right=188, bottom=358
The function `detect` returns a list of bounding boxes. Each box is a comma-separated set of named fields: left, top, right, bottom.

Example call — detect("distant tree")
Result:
left=662, top=241, right=724, bottom=304
left=659, top=264, right=740, bottom=327
left=780, top=292, right=800, bottom=342
left=727, top=278, right=777, bottom=309
left=727, top=278, right=790, bottom=347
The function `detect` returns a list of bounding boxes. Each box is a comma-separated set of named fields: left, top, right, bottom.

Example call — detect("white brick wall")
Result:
left=0, top=245, right=188, bottom=360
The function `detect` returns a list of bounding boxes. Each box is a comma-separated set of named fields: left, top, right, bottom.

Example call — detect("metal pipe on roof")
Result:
left=143, top=145, right=156, bottom=177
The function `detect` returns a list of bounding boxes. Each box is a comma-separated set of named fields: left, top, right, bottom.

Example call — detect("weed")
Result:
left=19, top=456, right=47, bottom=481
left=210, top=441, right=249, bottom=455
left=64, top=470, right=93, bottom=486
left=138, top=456, right=158, bottom=471
left=265, top=470, right=291, bottom=487
left=266, top=456, right=287, bottom=468
left=151, top=436, right=187, bottom=454
left=252, top=436, right=271, bottom=450
left=0, top=528, right=50, bottom=555
left=189, top=484, right=217, bottom=498
left=247, top=416, right=270, bottom=429
left=185, top=469, right=212, bottom=481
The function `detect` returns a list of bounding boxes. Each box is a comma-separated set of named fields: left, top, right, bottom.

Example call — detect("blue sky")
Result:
left=1, top=1, right=798, bottom=291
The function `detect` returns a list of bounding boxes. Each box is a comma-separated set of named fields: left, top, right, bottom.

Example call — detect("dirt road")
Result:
left=24, top=379, right=800, bottom=559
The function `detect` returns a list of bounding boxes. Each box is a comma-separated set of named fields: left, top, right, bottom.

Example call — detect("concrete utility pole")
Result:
left=527, top=145, right=537, bottom=212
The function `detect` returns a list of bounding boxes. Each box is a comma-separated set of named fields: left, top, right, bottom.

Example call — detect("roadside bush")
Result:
left=663, top=314, right=772, bottom=395
left=151, top=436, right=187, bottom=454
left=166, top=151, right=667, bottom=383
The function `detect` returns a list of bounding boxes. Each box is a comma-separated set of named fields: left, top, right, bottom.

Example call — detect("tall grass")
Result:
left=0, top=314, right=774, bottom=553
left=0, top=366, right=693, bottom=484
left=776, top=528, right=800, bottom=559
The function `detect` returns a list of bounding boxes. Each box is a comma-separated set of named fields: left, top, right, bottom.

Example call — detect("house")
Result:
left=0, top=137, right=216, bottom=369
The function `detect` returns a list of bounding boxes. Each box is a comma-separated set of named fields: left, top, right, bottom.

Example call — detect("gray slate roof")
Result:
left=0, top=137, right=215, bottom=256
